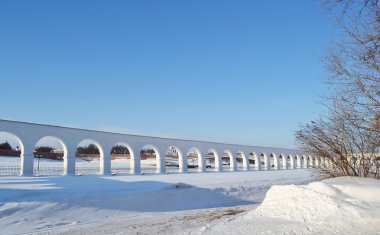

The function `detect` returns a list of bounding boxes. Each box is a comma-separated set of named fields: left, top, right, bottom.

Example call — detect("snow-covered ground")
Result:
left=0, top=157, right=179, bottom=175
left=1, top=167, right=378, bottom=235
left=0, top=169, right=313, bottom=235
left=201, top=176, right=380, bottom=235
left=0, top=156, right=251, bottom=175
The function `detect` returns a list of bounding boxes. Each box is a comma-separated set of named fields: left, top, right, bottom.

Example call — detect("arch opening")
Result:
left=110, top=142, right=132, bottom=175
left=269, top=153, right=279, bottom=170
left=222, top=150, right=234, bottom=171
left=249, top=152, right=259, bottom=170
left=140, top=145, right=160, bottom=174
left=236, top=152, right=246, bottom=171
left=165, top=146, right=182, bottom=173
left=302, top=155, right=308, bottom=168
left=206, top=149, right=218, bottom=172
left=75, top=139, right=103, bottom=175
left=187, top=147, right=202, bottom=173
left=261, top=153, right=269, bottom=170
left=0, top=132, right=23, bottom=176
left=278, top=154, right=286, bottom=170
left=295, top=155, right=302, bottom=169
left=300, top=156, right=305, bottom=168
left=287, top=155, right=295, bottom=169
left=34, top=136, right=67, bottom=176
left=308, top=156, right=314, bottom=168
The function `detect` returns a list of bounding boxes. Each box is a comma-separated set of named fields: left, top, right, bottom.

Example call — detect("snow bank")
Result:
left=202, top=177, right=380, bottom=235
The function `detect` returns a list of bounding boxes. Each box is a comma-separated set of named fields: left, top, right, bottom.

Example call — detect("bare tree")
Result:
left=296, top=99, right=380, bottom=179
left=295, top=0, right=380, bottom=179
left=324, top=0, right=380, bottom=130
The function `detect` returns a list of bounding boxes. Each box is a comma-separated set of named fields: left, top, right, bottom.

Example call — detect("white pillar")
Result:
left=20, top=153, right=34, bottom=176
left=296, top=157, right=301, bottom=169
left=215, top=153, right=222, bottom=172
left=283, top=157, right=288, bottom=170
left=244, top=153, right=250, bottom=171
left=291, top=157, right=296, bottom=170
left=100, top=154, right=111, bottom=175
left=255, top=155, right=261, bottom=170
left=20, top=142, right=35, bottom=176
left=198, top=154, right=206, bottom=173
left=230, top=155, right=237, bottom=171
left=131, top=155, right=140, bottom=175
left=157, top=148, right=166, bottom=174
left=179, top=153, right=187, bottom=173
left=303, top=158, right=309, bottom=169
left=263, top=154, right=270, bottom=171
left=244, top=163, right=250, bottom=171
left=64, top=155, right=75, bottom=176
left=274, top=156, right=280, bottom=170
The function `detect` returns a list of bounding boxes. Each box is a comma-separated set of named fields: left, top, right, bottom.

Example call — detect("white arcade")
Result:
left=0, top=119, right=319, bottom=176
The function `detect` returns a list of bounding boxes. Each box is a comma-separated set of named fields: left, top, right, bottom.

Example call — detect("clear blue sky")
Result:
left=0, top=0, right=337, bottom=149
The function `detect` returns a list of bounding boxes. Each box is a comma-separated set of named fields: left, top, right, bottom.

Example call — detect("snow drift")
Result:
left=203, top=177, right=380, bottom=235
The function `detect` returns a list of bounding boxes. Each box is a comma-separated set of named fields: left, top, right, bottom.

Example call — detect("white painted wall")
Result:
left=0, top=119, right=313, bottom=176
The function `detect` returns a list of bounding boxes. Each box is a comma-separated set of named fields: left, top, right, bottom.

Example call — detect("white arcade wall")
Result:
left=0, top=119, right=319, bottom=176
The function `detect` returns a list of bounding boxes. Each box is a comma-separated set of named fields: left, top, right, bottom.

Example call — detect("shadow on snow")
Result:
left=0, top=175, right=253, bottom=213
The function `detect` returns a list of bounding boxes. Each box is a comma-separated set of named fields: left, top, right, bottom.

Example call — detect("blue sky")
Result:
left=0, top=0, right=337, bottom=148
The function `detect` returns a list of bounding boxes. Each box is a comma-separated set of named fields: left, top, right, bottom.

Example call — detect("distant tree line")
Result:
left=35, top=146, right=54, bottom=153
left=111, top=145, right=130, bottom=154
left=76, top=144, right=100, bottom=155
left=140, top=148, right=155, bottom=155
left=0, top=142, right=14, bottom=151
left=75, top=144, right=130, bottom=155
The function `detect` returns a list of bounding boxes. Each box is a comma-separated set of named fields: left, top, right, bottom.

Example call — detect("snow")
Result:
left=0, top=157, right=177, bottom=175
left=0, top=156, right=207, bottom=175
left=2, top=167, right=378, bottom=235
left=201, top=176, right=380, bottom=235
left=0, top=169, right=313, bottom=234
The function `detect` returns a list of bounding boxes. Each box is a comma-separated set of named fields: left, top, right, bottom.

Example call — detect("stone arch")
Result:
left=287, top=154, right=295, bottom=169
left=0, top=131, right=24, bottom=176
left=236, top=151, right=249, bottom=171
left=140, top=144, right=161, bottom=174
left=75, top=139, right=104, bottom=175
left=33, top=136, right=68, bottom=176
left=249, top=152, right=260, bottom=170
left=110, top=142, right=134, bottom=175
left=308, top=155, right=314, bottom=168
left=270, top=153, right=279, bottom=170
left=175, top=146, right=186, bottom=173
left=278, top=153, right=287, bottom=170
left=295, top=155, right=302, bottom=169
left=165, top=146, right=185, bottom=173
left=207, top=148, right=221, bottom=172
left=223, top=150, right=236, bottom=171
left=187, top=147, right=203, bottom=173
left=302, top=155, right=309, bottom=168
left=261, top=152, right=270, bottom=170
left=0, top=131, right=24, bottom=156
